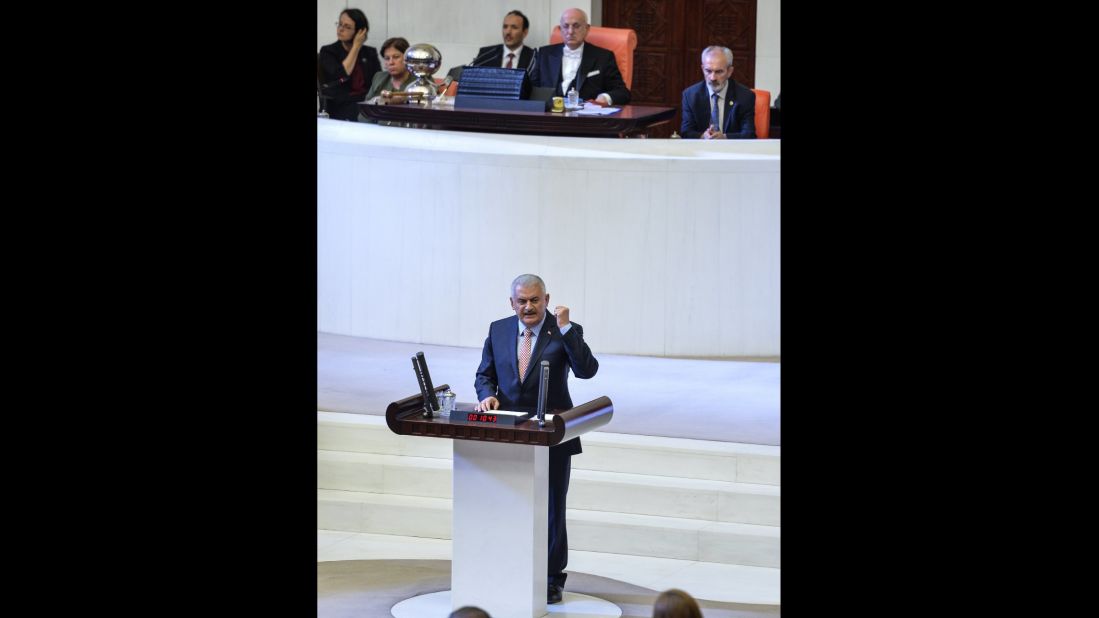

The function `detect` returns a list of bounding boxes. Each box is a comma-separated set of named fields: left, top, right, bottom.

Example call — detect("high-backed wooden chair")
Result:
left=549, top=25, right=637, bottom=89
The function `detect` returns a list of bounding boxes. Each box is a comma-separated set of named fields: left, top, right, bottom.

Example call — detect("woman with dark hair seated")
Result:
left=365, top=37, right=414, bottom=101
left=318, top=8, right=381, bottom=121
left=652, top=588, right=703, bottom=618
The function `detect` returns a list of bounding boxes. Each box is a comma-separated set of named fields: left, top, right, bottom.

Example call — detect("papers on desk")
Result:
left=576, top=102, right=620, bottom=115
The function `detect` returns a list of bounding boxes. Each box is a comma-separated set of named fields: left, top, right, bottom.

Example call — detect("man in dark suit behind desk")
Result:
left=681, top=45, right=756, bottom=139
left=474, top=274, right=599, bottom=605
left=470, top=10, right=535, bottom=70
left=529, top=7, right=631, bottom=106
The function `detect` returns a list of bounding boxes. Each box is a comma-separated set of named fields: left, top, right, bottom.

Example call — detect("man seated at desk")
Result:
left=472, top=10, right=534, bottom=70
left=529, top=7, right=630, bottom=107
left=680, top=45, right=756, bottom=139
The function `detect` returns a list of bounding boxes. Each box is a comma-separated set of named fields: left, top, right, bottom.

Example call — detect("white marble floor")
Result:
left=318, top=530, right=780, bottom=606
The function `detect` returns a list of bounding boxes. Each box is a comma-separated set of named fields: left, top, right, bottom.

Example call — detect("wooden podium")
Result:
left=385, top=386, right=614, bottom=618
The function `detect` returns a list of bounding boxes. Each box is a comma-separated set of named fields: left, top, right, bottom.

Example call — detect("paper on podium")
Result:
left=576, top=102, right=620, bottom=115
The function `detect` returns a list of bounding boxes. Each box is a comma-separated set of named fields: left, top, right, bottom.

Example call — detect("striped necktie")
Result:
left=518, top=328, right=533, bottom=380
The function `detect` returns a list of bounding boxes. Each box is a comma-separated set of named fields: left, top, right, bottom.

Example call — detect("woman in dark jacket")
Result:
left=364, top=37, right=414, bottom=101
left=318, top=8, right=381, bottom=121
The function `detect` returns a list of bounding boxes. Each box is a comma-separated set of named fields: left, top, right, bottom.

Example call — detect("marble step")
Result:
left=318, top=489, right=452, bottom=540
left=318, top=450, right=779, bottom=526
left=569, top=469, right=779, bottom=526
left=318, top=411, right=779, bottom=485
left=317, top=489, right=779, bottom=567
left=317, top=451, right=453, bottom=498
left=569, top=509, right=780, bottom=568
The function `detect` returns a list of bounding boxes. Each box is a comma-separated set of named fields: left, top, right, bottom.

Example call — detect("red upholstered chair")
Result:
left=751, top=88, right=771, bottom=139
left=549, top=25, right=637, bottom=89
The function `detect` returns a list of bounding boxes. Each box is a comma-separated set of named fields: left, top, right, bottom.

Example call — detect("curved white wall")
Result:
left=318, top=119, right=780, bottom=357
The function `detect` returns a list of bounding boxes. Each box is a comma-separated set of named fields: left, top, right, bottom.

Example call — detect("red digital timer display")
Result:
left=466, top=412, right=498, bottom=423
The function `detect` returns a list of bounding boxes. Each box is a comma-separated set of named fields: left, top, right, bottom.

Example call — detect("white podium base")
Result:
left=452, top=439, right=548, bottom=617
left=392, top=590, right=622, bottom=618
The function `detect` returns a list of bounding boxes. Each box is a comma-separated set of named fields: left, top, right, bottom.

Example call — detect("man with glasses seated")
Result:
left=529, top=7, right=630, bottom=107
left=318, top=8, right=382, bottom=121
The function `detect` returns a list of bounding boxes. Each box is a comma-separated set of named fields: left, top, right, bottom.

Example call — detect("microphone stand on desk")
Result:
left=536, top=360, right=550, bottom=427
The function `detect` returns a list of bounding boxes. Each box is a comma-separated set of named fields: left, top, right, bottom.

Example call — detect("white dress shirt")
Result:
left=560, top=43, right=584, bottom=96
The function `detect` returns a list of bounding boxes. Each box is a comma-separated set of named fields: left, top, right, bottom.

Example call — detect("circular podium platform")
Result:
left=392, top=590, right=622, bottom=618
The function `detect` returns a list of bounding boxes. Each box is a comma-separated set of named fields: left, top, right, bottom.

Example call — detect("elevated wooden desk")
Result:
left=359, top=100, right=675, bottom=138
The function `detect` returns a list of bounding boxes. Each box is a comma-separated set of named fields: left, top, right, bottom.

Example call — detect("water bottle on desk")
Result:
left=439, top=388, right=455, bottom=418
left=566, top=86, right=579, bottom=110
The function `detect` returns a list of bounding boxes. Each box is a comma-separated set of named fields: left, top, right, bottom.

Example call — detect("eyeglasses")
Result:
left=336, top=22, right=357, bottom=31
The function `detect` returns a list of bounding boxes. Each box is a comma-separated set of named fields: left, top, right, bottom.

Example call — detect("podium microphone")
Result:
left=536, top=360, right=550, bottom=427
left=418, top=352, right=439, bottom=412
left=412, top=351, right=439, bottom=418
left=411, top=355, right=431, bottom=418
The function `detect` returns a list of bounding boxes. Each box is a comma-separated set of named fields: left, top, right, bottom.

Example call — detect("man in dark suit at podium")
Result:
left=474, top=273, right=600, bottom=604
left=469, top=10, right=534, bottom=70
left=530, top=7, right=631, bottom=106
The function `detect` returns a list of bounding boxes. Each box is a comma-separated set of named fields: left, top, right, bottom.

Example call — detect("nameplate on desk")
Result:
left=455, top=66, right=546, bottom=112
left=456, top=66, right=529, bottom=99
left=463, top=410, right=534, bottom=425
left=454, top=96, right=547, bottom=113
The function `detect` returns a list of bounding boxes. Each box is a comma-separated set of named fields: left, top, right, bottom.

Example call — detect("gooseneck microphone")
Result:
left=466, top=47, right=498, bottom=67
left=320, top=76, right=348, bottom=91
left=526, top=47, right=538, bottom=76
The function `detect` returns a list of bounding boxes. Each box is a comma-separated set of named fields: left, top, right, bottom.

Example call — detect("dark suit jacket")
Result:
left=318, top=41, right=382, bottom=121
left=475, top=312, right=599, bottom=456
left=530, top=42, right=631, bottom=104
left=680, top=79, right=756, bottom=139
left=474, top=44, right=534, bottom=69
